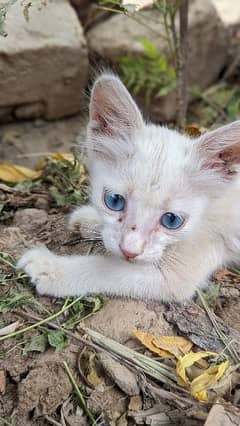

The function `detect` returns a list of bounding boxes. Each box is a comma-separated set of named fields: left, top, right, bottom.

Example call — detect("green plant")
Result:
left=119, top=38, right=176, bottom=103
left=98, top=0, right=189, bottom=127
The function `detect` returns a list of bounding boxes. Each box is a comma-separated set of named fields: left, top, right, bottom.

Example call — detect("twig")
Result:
left=99, top=5, right=169, bottom=41
left=0, top=417, right=12, bottom=426
left=175, top=0, right=189, bottom=128
left=197, top=291, right=240, bottom=363
left=63, top=361, right=96, bottom=425
left=44, top=415, right=62, bottom=426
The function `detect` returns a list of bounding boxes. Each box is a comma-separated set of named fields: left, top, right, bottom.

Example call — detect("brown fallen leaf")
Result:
left=133, top=330, right=193, bottom=358
left=214, top=268, right=240, bottom=283
left=0, top=370, right=6, bottom=394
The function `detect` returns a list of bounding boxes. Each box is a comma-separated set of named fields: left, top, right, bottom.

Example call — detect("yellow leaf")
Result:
left=176, top=351, right=229, bottom=401
left=153, top=336, right=193, bottom=359
left=133, top=330, right=192, bottom=358
left=176, top=351, right=216, bottom=385
left=0, top=163, right=41, bottom=183
left=190, top=361, right=229, bottom=401
left=185, top=124, right=208, bottom=137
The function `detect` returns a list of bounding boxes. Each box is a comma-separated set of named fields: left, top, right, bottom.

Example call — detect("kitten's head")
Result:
left=86, top=73, right=240, bottom=264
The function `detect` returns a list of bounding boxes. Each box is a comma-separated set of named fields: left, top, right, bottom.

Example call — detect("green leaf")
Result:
left=0, top=290, right=33, bottom=313
left=84, top=296, right=104, bottom=313
left=139, top=38, right=159, bottom=59
left=119, top=38, right=176, bottom=103
left=47, top=330, right=69, bottom=351
left=23, top=333, right=48, bottom=355
left=49, top=186, right=68, bottom=207
left=72, top=301, right=84, bottom=314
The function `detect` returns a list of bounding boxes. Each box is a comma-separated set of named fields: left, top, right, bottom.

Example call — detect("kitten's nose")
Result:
left=119, top=245, right=139, bottom=259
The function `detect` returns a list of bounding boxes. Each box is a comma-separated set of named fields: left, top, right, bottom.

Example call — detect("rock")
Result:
left=14, top=208, right=48, bottom=232
left=0, top=0, right=88, bottom=121
left=34, top=197, right=49, bottom=211
left=99, top=353, right=140, bottom=396
left=212, top=0, right=240, bottom=25
left=14, top=102, right=45, bottom=120
left=86, top=0, right=228, bottom=122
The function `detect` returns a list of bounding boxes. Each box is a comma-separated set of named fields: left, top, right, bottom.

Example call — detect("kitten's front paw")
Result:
left=17, top=247, right=63, bottom=296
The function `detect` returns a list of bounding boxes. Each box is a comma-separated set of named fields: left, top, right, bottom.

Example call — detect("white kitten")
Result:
left=17, top=74, right=240, bottom=302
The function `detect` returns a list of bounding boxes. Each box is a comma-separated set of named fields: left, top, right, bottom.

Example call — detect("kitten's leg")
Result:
left=17, top=238, right=225, bottom=302
left=68, top=205, right=102, bottom=238
left=17, top=247, right=164, bottom=300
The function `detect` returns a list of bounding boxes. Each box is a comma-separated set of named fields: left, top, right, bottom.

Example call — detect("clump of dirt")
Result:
left=17, top=362, right=72, bottom=416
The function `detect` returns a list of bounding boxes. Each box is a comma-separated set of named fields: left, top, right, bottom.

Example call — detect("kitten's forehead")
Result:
left=128, top=125, right=193, bottom=194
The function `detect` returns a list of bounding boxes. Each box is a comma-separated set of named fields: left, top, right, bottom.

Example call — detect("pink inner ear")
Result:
left=205, top=143, right=240, bottom=175
left=220, top=143, right=240, bottom=165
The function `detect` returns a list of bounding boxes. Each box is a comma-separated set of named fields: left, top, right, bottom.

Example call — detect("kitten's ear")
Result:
left=197, top=121, right=240, bottom=175
left=88, top=73, right=143, bottom=146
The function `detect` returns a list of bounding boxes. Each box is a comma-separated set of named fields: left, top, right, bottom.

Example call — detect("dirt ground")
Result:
left=1, top=59, right=240, bottom=424
left=0, top=173, right=240, bottom=425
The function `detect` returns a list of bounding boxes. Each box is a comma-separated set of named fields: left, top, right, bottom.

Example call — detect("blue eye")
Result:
left=160, top=212, right=184, bottom=230
left=104, top=191, right=125, bottom=211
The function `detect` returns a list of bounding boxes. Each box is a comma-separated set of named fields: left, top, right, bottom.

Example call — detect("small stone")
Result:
left=14, top=208, right=48, bottom=231
left=34, top=197, right=49, bottom=210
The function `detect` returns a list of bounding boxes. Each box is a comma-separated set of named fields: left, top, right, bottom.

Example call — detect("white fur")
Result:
left=17, top=74, right=240, bottom=302
left=68, top=205, right=102, bottom=238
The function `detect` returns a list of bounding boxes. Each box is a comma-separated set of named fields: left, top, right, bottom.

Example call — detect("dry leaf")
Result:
left=191, top=361, right=229, bottom=401
left=214, top=268, right=240, bottom=282
left=0, top=370, right=6, bottom=394
left=87, top=353, right=104, bottom=387
left=0, top=154, right=85, bottom=185
left=185, top=124, right=208, bottom=137
left=208, top=365, right=240, bottom=401
left=133, top=330, right=192, bottom=358
left=0, top=320, right=21, bottom=336
left=176, top=351, right=229, bottom=401
left=0, top=163, right=41, bottom=183
left=153, top=335, right=193, bottom=359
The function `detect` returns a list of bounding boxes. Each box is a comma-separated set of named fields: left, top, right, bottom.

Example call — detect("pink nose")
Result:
left=119, top=245, right=139, bottom=259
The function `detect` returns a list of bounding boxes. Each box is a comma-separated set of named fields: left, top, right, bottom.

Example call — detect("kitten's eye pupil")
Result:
left=104, top=191, right=125, bottom=212
left=160, top=212, right=184, bottom=230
